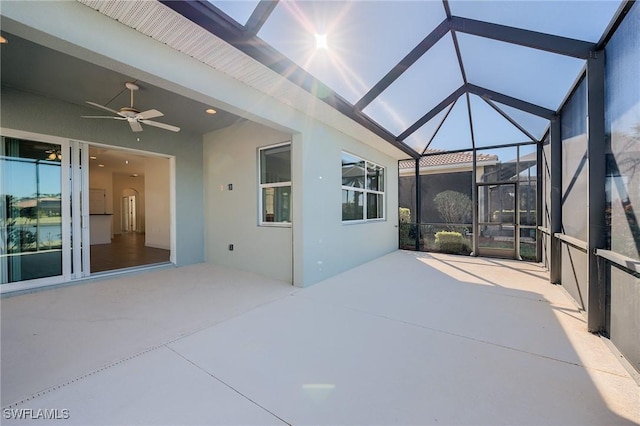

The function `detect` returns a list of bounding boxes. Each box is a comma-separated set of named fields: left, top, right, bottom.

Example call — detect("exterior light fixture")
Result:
left=206, top=108, right=217, bottom=115
left=90, top=156, right=97, bottom=160
left=98, top=164, right=105, bottom=167
left=0, top=36, right=8, bottom=44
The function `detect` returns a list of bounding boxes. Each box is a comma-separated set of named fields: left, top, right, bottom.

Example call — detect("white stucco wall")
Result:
left=204, top=121, right=293, bottom=283
left=205, top=120, right=399, bottom=287
left=294, top=123, right=400, bottom=286
left=3, top=0, right=405, bottom=287
left=145, top=157, right=171, bottom=250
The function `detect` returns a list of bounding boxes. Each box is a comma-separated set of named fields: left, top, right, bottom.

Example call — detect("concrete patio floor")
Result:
left=1, top=251, right=638, bottom=425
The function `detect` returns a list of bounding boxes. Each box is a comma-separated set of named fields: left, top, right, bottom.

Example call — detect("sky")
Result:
left=2, top=159, right=61, bottom=199
left=208, top=0, right=622, bottom=155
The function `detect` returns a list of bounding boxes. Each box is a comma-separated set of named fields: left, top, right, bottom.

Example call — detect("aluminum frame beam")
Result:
left=400, top=84, right=553, bottom=143
left=549, top=117, right=562, bottom=284
left=482, top=98, right=539, bottom=143
left=467, top=84, right=556, bottom=120
left=245, top=0, right=278, bottom=36
left=355, top=20, right=450, bottom=111
left=160, top=0, right=420, bottom=159
left=450, top=16, right=596, bottom=59
left=586, top=51, right=607, bottom=333
left=398, top=86, right=466, bottom=141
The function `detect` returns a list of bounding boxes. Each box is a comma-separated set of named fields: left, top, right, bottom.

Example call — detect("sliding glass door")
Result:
left=1, top=135, right=89, bottom=289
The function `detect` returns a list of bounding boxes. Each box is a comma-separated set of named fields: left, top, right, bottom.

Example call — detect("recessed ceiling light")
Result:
left=90, top=156, right=97, bottom=160
left=206, top=108, right=217, bottom=115
left=98, top=164, right=105, bottom=167
left=130, top=173, right=139, bottom=178
left=125, top=160, right=129, bottom=165
left=0, top=36, right=8, bottom=44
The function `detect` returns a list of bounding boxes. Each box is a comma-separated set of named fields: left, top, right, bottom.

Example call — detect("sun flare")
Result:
left=315, top=33, right=328, bottom=50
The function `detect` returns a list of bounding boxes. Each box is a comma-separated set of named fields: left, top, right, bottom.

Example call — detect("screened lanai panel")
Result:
left=517, top=145, right=538, bottom=179
left=427, top=95, right=472, bottom=152
left=403, top=103, right=454, bottom=154
left=448, top=0, right=623, bottom=43
left=257, top=1, right=446, bottom=104
left=457, top=34, right=586, bottom=110
left=469, top=94, right=534, bottom=147
left=207, top=1, right=259, bottom=26
left=493, top=101, right=550, bottom=141
left=362, top=33, right=463, bottom=135
left=605, top=2, right=640, bottom=262
left=477, top=146, right=518, bottom=184
left=561, top=78, right=588, bottom=242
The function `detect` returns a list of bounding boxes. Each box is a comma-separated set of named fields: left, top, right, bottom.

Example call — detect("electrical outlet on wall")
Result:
left=228, top=244, right=234, bottom=251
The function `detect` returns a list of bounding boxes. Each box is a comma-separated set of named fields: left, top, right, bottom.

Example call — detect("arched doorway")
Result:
left=121, top=188, right=138, bottom=233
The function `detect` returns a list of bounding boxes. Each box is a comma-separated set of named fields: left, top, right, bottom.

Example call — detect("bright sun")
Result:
left=315, top=33, right=328, bottom=50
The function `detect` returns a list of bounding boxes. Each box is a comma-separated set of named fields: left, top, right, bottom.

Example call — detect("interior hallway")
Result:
left=1, top=252, right=638, bottom=425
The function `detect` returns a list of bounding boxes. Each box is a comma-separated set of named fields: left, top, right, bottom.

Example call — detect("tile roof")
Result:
left=398, top=149, right=498, bottom=169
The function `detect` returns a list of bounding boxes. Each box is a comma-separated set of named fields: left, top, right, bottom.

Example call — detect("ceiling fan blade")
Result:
left=140, top=119, right=180, bottom=132
left=129, top=120, right=143, bottom=132
left=86, top=101, right=124, bottom=116
left=81, top=115, right=126, bottom=120
left=137, top=109, right=163, bottom=120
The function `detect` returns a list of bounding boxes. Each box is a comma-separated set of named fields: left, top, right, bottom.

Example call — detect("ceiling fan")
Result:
left=82, top=82, right=180, bottom=133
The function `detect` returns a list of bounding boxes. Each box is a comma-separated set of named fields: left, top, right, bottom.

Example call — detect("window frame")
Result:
left=341, top=151, right=386, bottom=224
left=258, top=142, right=292, bottom=227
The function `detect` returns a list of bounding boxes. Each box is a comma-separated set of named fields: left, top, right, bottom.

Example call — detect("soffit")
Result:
left=75, top=0, right=407, bottom=158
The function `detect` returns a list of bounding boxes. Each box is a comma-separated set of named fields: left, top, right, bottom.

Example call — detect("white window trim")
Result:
left=258, top=142, right=292, bottom=227
left=341, top=152, right=386, bottom=224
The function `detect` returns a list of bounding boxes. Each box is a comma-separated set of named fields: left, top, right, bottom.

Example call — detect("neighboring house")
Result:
left=398, top=150, right=498, bottom=223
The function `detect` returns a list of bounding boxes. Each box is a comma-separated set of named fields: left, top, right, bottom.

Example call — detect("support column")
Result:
left=550, top=117, right=562, bottom=284
left=586, top=50, right=606, bottom=333
left=536, top=141, right=543, bottom=262
left=472, top=150, right=479, bottom=256
left=415, top=158, right=422, bottom=251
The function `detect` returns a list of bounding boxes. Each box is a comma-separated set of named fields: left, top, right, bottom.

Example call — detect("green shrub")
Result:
left=434, top=191, right=471, bottom=228
left=435, top=231, right=471, bottom=254
left=399, top=207, right=411, bottom=224
left=399, top=208, right=413, bottom=248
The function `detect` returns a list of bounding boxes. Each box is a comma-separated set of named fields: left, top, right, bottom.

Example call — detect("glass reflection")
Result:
left=1, top=137, right=62, bottom=283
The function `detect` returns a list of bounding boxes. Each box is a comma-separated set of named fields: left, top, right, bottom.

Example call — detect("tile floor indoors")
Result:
left=1, top=251, right=638, bottom=425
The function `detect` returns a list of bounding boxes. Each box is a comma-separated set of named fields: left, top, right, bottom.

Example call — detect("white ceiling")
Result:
left=0, top=32, right=246, bottom=137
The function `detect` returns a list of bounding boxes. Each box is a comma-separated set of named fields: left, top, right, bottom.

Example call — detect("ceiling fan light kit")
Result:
left=81, top=82, right=181, bottom=133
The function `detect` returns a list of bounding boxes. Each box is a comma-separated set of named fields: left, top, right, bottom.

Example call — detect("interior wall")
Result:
left=144, top=156, right=171, bottom=250
left=0, top=87, right=204, bottom=266
left=204, top=121, right=293, bottom=283
left=89, top=167, right=114, bottom=238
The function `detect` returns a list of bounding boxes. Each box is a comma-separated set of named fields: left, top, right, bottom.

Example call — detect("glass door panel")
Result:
left=1, top=137, right=63, bottom=283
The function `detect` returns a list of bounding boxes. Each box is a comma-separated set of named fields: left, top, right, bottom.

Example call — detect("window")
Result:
left=259, top=143, right=291, bottom=225
left=342, top=152, right=385, bottom=222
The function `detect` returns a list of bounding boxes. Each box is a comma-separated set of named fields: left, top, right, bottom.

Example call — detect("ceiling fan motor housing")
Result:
left=119, top=107, right=140, bottom=117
